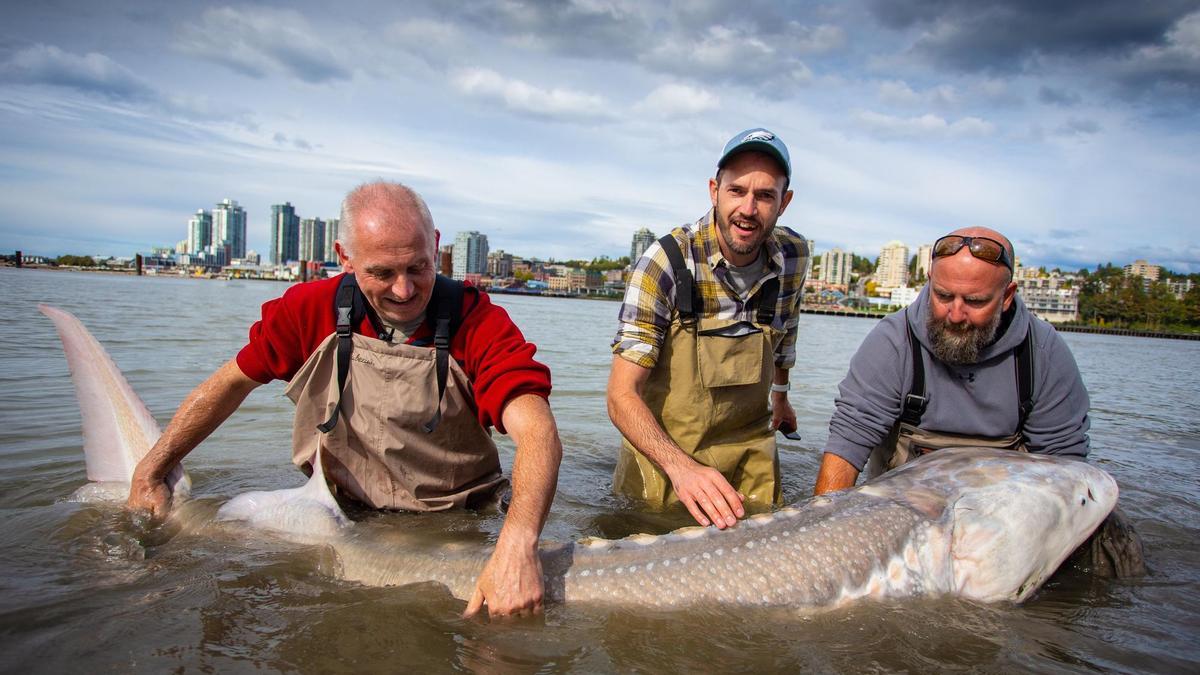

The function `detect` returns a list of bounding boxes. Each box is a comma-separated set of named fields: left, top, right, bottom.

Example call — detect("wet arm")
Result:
left=814, top=452, right=859, bottom=495
left=127, top=359, right=262, bottom=517
left=464, top=393, right=562, bottom=618
left=606, top=355, right=744, bottom=529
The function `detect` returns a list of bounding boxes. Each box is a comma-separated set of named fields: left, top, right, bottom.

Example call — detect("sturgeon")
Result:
left=42, top=304, right=1118, bottom=611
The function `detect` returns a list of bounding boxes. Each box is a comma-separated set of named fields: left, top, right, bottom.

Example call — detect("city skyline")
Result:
left=2, top=2, right=1198, bottom=271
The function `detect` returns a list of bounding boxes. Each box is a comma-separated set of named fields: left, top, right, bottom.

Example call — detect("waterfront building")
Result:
left=1017, top=274, right=1079, bottom=323
left=630, top=228, right=655, bottom=263
left=438, top=245, right=454, bottom=276
left=299, top=217, right=326, bottom=263
left=213, top=199, right=247, bottom=259
left=1169, top=278, right=1195, bottom=299
left=889, top=286, right=920, bottom=307
left=270, top=202, right=300, bottom=265
left=487, top=250, right=513, bottom=279
left=806, top=239, right=816, bottom=278
left=323, top=218, right=340, bottom=263
left=819, top=247, right=851, bottom=287
left=915, top=244, right=933, bottom=282
left=187, top=209, right=212, bottom=256
left=452, top=231, right=488, bottom=280
left=1123, top=259, right=1161, bottom=281
left=876, top=241, right=910, bottom=289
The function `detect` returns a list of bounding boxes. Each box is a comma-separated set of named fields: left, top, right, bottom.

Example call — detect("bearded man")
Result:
left=814, top=226, right=1144, bottom=577
left=608, top=128, right=810, bottom=529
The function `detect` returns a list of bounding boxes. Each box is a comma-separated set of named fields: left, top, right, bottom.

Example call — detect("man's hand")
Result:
left=665, top=461, right=745, bottom=529
left=126, top=475, right=172, bottom=519
left=463, top=536, right=544, bottom=619
left=771, top=392, right=797, bottom=435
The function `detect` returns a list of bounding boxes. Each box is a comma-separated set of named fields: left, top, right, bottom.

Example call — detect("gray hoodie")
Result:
left=824, top=286, right=1090, bottom=471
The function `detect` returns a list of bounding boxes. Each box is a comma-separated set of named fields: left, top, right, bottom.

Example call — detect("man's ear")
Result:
left=778, top=189, right=794, bottom=216
left=1002, top=280, right=1018, bottom=311
left=334, top=241, right=353, bottom=272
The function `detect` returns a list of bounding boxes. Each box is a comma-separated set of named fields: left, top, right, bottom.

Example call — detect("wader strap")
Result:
left=1015, top=325, right=1035, bottom=433
left=318, top=274, right=366, bottom=433
left=658, top=233, right=698, bottom=326
left=423, top=275, right=466, bottom=433
left=899, top=309, right=927, bottom=426
left=753, top=276, right=780, bottom=326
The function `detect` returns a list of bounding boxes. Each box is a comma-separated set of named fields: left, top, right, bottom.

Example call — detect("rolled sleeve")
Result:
left=611, top=242, right=674, bottom=369
left=774, top=289, right=803, bottom=369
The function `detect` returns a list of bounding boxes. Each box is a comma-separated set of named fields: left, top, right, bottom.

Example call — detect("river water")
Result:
left=0, top=267, right=1196, bottom=673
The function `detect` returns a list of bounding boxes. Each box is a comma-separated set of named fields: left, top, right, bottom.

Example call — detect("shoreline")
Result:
left=11, top=266, right=1199, bottom=340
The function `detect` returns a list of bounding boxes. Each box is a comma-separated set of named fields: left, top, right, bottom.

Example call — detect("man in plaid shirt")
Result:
left=607, top=128, right=810, bottom=530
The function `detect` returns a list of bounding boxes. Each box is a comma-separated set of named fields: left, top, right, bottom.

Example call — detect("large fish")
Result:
left=42, top=304, right=1118, bottom=611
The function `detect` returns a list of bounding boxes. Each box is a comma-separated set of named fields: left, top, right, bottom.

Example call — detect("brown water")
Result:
left=0, top=267, right=1196, bottom=673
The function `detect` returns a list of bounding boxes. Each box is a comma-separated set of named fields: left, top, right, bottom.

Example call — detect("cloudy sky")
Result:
left=2, top=0, right=1198, bottom=271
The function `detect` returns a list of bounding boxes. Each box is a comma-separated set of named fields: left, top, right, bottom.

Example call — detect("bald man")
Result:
left=814, top=226, right=1089, bottom=491
left=129, top=181, right=563, bottom=617
left=813, top=226, right=1144, bottom=577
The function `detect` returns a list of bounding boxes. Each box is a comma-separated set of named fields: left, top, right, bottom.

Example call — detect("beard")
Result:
left=715, top=204, right=777, bottom=257
left=926, top=302, right=1003, bottom=366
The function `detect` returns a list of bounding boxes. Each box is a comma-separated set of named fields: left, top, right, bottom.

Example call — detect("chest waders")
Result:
left=864, top=309, right=1035, bottom=480
left=864, top=312, right=1146, bottom=578
left=613, top=234, right=785, bottom=510
left=286, top=274, right=506, bottom=511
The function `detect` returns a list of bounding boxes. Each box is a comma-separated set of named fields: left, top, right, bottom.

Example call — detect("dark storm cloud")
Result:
left=868, top=0, right=1196, bottom=64
left=867, top=0, right=1200, bottom=103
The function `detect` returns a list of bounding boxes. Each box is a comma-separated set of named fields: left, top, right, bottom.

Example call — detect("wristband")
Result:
left=770, top=382, right=790, bottom=393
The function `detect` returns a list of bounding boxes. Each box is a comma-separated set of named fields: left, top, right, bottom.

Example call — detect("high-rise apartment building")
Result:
left=1123, top=260, right=1161, bottom=281
left=915, top=244, right=933, bottom=281
left=187, top=209, right=212, bottom=256
left=819, top=247, right=851, bottom=286
left=213, top=199, right=247, bottom=259
left=270, top=202, right=300, bottom=265
left=452, top=231, right=489, bottom=280
left=323, top=218, right=340, bottom=263
left=487, top=250, right=513, bottom=278
left=876, top=241, right=910, bottom=288
left=630, top=228, right=655, bottom=262
left=299, top=217, right=326, bottom=262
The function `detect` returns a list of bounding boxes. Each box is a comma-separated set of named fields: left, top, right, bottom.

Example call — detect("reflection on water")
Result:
left=0, top=267, right=1197, bottom=672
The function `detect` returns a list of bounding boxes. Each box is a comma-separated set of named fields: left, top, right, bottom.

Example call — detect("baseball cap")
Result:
left=717, top=128, right=791, bottom=179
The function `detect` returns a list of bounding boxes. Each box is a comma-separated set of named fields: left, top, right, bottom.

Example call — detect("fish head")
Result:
left=944, top=451, right=1119, bottom=603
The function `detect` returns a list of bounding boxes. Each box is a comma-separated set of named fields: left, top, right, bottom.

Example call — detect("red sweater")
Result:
left=236, top=274, right=552, bottom=433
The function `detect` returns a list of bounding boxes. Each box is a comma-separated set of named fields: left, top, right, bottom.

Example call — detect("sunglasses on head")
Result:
left=932, top=235, right=1013, bottom=272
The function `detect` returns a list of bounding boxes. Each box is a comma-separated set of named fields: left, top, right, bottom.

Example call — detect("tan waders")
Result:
left=615, top=228, right=790, bottom=511
left=613, top=314, right=785, bottom=510
left=287, top=332, right=505, bottom=511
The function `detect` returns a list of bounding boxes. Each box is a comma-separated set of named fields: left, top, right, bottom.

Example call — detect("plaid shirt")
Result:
left=613, top=210, right=809, bottom=370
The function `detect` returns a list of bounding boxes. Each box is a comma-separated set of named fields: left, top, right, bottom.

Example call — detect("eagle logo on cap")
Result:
left=743, top=131, right=775, bottom=142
